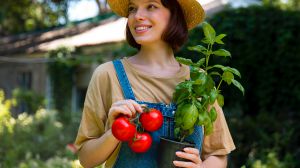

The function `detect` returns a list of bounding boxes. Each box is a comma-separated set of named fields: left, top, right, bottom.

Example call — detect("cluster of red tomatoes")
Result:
left=112, top=108, right=163, bottom=153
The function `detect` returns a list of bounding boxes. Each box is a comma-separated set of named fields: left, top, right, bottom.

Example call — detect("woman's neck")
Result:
left=127, top=43, right=182, bottom=77
left=130, top=43, right=177, bottom=68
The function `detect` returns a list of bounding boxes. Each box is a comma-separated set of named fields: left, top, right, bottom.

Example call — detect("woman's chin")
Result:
left=135, top=39, right=152, bottom=45
left=135, top=39, right=160, bottom=46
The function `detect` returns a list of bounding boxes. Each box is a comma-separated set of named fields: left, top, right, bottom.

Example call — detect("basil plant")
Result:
left=173, top=22, right=244, bottom=142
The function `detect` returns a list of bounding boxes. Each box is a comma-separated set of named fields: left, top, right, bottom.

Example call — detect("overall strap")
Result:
left=113, top=59, right=136, bottom=100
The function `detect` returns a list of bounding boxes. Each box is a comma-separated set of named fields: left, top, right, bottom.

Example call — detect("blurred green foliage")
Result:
left=177, top=6, right=300, bottom=168
left=47, top=47, right=76, bottom=123
left=18, top=157, right=82, bottom=168
left=0, top=0, right=63, bottom=36
left=261, top=0, right=300, bottom=10
left=202, top=5, right=300, bottom=118
left=0, top=89, right=81, bottom=167
left=12, top=88, right=45, bottom=114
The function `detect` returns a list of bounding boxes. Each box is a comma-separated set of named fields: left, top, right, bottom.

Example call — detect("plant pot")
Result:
left=158, top=136, right=195, bottom=168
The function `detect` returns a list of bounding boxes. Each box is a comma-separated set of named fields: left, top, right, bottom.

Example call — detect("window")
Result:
left=19, top=71, right=32, bottom=90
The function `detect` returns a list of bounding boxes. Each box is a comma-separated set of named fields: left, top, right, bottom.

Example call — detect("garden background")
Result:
left=0, top=0, right=299, bottom=167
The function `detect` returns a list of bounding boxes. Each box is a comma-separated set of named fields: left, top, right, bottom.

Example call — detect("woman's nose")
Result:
left=134, top=9, right=146, bottom=21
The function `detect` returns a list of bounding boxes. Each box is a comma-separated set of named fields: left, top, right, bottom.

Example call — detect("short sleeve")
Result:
left=74, top=65, right=112, bottom=150
left=201, top=101, right=236, bottom=159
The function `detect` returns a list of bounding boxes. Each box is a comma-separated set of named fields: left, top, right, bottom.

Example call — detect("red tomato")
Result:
left=139, top=108, right=163, bottom=132
left=112, top=117, right=136, bottom=141
left=128, top=132, right=152, bottom=153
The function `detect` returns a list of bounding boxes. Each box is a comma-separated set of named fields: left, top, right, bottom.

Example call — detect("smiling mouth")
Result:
left=135, top=26, right=152, bottom=33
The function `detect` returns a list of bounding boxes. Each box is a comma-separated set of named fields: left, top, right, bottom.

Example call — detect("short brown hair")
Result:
left=126, top=0, right=188, bottom=52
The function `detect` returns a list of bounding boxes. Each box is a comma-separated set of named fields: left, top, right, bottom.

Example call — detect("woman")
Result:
left=74, top=0, right=236, bottom=167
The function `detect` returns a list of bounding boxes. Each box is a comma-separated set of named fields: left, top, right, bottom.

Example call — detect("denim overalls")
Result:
left=112, top=59, right=204, bottom=168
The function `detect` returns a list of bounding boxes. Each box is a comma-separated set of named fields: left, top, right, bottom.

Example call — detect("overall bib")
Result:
left=112, top=59, right=204, bottom=168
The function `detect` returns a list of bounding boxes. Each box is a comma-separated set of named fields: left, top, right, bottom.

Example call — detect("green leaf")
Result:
left=217, top=94, right=224, bottom=107
left=193, top=71, right=207, bottom=85
left=225, top=67, right=241, bottom=78
left=204, top=122, right=213, bottom=135
left=174, top=103, right=185, bottom=127
left=190, top=66, right=200, bottom=81
left=176, top=57, right=194, bottom=66
left=209, top=88, right=218, bottom=104
left=202, top=94, right=209, bottom=102
left=197, top=72, right=207, bottom=84
left=198, top=111, right=210, bottom=126
left=201, top=38, right=210, bottom=44
left=173, top=81, right=193, bottom=103
left=175, top=81, right=193, bottom=91
left=182, top=104, right=198, bottom=130
left=202, top=22, right=216, bottom=44
left=193, top=84, right=205, bottom=95
left=232, top=79, right=245, bottom=95
left=175, top=117, right=183, bottom=127
left=212, top=65, right=241, bottom=78
left=209, top=71, right=221, bottom=77
left=198, top=114, right=205, bottom=126
left=193, top=72, right=208, bottom=96
left=175, top=103, right=185, bottom=116
left=196, top=58, right=205, bottom=67
left=194, top=100, right=202, bottom=110
left=213, top=49, right=231, bottom=57
left=188, top=45, right=206, bottom=53
left=205, top=75, right=215, bottom=91
left=215, top=34, right=226, bottom=44
left=176, top=92, right=190, bottom=104
left=209, top=107, right=217, bottom=122
left=174, top=127, right=180, bottom=138
left=222, top=71, right=234, bottom=85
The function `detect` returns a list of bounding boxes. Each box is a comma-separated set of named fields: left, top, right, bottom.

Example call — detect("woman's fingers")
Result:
left=124, top=99, right=143, bottom=114
left=129, top=100, right=143, bottom=113
left=110, top=105, right=132, bottom=118
left=183, top=147, right=200, bottom=156
left=174, top=148, right=202, bottom=167
left=175, top=151, right=201, bottom=165
left=119, top=105, right=133, bottom=117
left=109, top=99, right=143, bottom=119
left=173, top=160, right=196, bottom=168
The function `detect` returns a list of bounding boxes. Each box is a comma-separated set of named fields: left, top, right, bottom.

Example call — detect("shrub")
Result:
left=12, top=88, right=45, bottom=114
left=0, top=89, right=78, bottom=167
left=18, top=156, right=83, bottom=168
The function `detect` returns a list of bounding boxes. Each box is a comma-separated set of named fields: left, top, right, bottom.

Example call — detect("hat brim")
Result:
left=107, top=0, right=205, bottom=30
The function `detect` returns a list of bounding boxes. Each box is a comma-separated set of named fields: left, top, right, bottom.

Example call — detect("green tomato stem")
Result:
left=130, top=113, right=140, bottom=123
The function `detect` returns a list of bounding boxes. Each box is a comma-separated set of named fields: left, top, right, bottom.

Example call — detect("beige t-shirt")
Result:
left=74, top=57, right=236, bottom=167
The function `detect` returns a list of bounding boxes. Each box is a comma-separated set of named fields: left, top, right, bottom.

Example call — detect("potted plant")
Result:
left=158, top=22, right=244, bottom=167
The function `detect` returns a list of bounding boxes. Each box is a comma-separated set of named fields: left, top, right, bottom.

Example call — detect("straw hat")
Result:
left=107, top=0, right=205, bottom=30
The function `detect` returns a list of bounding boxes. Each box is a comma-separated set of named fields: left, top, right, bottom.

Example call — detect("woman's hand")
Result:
left=173, top=147, right=204, bottom=168
left=108, top=99, right=143, bottom=127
